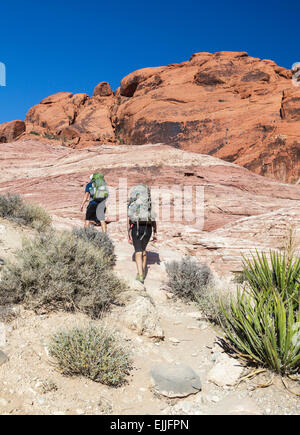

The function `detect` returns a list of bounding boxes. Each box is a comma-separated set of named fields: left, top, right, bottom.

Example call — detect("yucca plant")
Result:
left=220, top=250, right=300, bottom=374
left=242, top=250, right=300, bottom=309
left=220, top=288, right=300, bottom=374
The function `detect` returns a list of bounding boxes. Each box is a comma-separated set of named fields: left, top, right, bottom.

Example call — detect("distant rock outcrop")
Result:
left=0, top=120, right=25, bottom=143
left=1, top=51, right=299, bottom=182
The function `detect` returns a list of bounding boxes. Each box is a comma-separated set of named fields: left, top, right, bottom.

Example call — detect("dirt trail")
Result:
left=0, top=220, right=299, bottom=415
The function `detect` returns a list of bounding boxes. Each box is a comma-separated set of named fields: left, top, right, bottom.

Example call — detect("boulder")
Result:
left=207, top=353, right=244, bottom=387
left=93, top=82, right=113, bottom=97
left=149, top=363, right=201, bottom=398
left=0, top=120, right=25, bottom=143
left=121, top=295, right=164, bottom=339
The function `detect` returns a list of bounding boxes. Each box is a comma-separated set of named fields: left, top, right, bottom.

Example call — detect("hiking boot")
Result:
left=135, top=274, right=144, bottom=284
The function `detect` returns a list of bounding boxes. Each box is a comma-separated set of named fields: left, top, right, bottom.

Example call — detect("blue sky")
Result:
left=0, top=0, right=299, bottom=123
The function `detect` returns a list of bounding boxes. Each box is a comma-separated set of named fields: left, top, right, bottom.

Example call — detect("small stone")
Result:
left=76, top=409, right=85, bottom=415
left=208, top=395, right=220, bottom=403
left=0, top=398, right=8, bottom=407
left=0, top=350, right=9, bottom=366
left=208, top=353, right=244, bottom=387
left=169, top=337, right=180, bottom=344
left=211, top=352, right=222, bottom=362
left=199, top=321, right=209, bottom=330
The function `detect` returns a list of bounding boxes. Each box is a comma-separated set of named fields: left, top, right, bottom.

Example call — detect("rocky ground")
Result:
left=0, top=219, right=299, bottom=416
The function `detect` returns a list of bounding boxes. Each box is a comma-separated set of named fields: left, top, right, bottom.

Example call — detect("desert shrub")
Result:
left=165, top=257, right=213, bottom=302
left=72, top=227, right=116, bottom=267
left=220, top=250, right=300, bottom=374
left=194, top=284, right=231, bottom=325
left=0, top=231, right=126, bottom=317
left=0, top=193, right=51, bottom=231
left=43, top=133, right=60, bottom=141
left=49, top=326, right=132, bottom=386
left=29, top=131, right=41, bottom=136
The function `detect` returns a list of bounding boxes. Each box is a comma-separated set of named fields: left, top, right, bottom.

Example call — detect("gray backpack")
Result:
left=128, top=184, right=155, bottom=224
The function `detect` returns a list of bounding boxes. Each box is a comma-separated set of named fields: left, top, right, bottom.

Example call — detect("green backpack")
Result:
left=89, top=173, right=109, bottom=200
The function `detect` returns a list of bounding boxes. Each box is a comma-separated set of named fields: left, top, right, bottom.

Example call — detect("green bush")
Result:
left=49, top=326, right=132, bottom=386
left=166, top=257, right=213, bottom=302
left=0, top=231, right=126, bottom=317
left=0, top=193, right=51, bottom=231
left=220, top=251, right=300, bottom=374
left=43, top=133, right=60, bottom=141
left=72, top=227, right=116, bottom=267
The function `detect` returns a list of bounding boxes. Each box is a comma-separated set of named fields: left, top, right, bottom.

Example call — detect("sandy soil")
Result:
left=0, top=219, right=299, bottom=415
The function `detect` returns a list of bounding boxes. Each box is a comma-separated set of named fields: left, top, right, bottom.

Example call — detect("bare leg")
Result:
left=84, top=220, right=92, bottom=228
left=135, top=252, right=144, bottom=277
left=142, top=251, right=147, bottom=277
left=100, top=221, right=107, bottom=233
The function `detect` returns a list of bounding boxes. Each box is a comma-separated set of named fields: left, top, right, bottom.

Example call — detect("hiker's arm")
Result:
left=127, top=217, right=133, bottom=243
left=80, top=192, right=90, bottom=211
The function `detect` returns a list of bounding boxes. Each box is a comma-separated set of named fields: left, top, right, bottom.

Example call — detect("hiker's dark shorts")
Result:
left=132, top=224, right=152, bottom=253
left=86, top=199, right=106, bottom=222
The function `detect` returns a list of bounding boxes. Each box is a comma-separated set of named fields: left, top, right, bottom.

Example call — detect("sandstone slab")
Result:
left=150, top=363, right=201, bottom=398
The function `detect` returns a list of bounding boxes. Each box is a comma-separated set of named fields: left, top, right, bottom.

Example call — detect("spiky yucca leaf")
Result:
left=242, top=250, right=300, bottom=308
left=220, top=288, right=300, bottom=374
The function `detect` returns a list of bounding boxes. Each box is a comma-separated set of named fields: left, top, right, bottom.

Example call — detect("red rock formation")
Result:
left=1, top=51, right=299, bottom=183
left=0, top=139, right=299, bottom=274
left=0, top=120, right=25, bottom=143
left=281, top=88, right=300, bottom=121
left=113, top=52, right=299, bottom=183
left=93, top=81, right=113, bottom=97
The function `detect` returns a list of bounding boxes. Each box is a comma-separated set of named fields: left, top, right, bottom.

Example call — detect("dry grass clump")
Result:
left=49, top=326, right=132, bottom=386
left=0, top=193, right=51, bottom=231
left=0, top=231, right=126, bottom=317
left=165, top=257, right=213, bottom=302
left=194, top=284, right=231, bottom=326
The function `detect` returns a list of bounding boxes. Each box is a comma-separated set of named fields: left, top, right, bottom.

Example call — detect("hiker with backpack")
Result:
left=127, top=184, right=157, bottom=284
left=80, top=173, right=109, bottom=232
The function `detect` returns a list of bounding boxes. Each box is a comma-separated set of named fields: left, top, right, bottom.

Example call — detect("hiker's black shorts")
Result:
left=86, top=199, right=106, bottom=222
left=131, top=224, right=152, bottom=253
